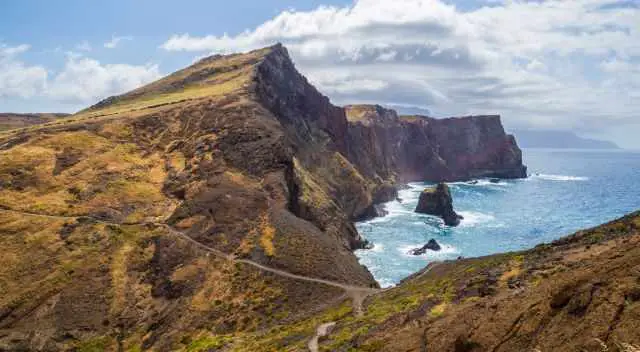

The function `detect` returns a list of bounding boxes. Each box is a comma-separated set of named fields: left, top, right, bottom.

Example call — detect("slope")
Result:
left=0, top=44, right=528, bottom=351
left=0, top=44, right=377, bottom=351
left=238, top=211, right=640, bottom=352
left=0, top=113, right=70, bottom=132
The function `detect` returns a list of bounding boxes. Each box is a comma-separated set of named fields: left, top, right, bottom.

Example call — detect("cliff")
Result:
left=0, top=44, right=528, bottom=351
left=345, top=105, right=527, bottom=183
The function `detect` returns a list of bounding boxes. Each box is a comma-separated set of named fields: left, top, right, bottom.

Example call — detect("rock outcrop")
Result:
left=345, top=105, right=527, bottom=183
left=409, top=239, right=442, bottom=255
left=415, top=183, right=462, bottom=226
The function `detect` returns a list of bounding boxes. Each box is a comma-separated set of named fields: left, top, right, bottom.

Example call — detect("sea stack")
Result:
left=415, top=183, right=462, bottom=226
left=410, top=239, right=442, bottom=255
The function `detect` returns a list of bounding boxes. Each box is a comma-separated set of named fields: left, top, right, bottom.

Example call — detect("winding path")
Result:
left=1, top=207, right=443, bottom=351
left=0, top=207, right=380, bottom=295
left=308, top=322, right=337, bottom=352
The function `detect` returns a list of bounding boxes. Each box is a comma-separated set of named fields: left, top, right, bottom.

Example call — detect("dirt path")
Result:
left=1, top=207, right=446, bottom=352
left=308, top=322, right=337, bottom=352
left=0, top=208, right=380, bottom=295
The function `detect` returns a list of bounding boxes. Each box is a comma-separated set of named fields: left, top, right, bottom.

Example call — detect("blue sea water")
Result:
left=355, top=149, right=640, bottom=287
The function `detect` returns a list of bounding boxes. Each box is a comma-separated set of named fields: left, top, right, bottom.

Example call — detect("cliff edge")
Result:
left=345, top=105, right=527, bottom=183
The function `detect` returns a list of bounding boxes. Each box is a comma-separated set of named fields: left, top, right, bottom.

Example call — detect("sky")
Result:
left=1, top=0, right=639, bottom=148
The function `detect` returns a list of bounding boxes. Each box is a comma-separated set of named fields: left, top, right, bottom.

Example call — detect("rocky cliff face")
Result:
left=345, top=105, right=527, bottom=183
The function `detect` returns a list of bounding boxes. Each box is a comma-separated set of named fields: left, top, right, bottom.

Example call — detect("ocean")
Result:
left=355, top=148, right=640, bottom=287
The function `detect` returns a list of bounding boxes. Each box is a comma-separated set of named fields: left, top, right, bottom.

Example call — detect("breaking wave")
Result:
left=531, top=174, right=589, bottom=181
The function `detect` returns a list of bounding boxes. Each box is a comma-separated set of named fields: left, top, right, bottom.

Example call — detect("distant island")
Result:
left=511, top=129, right=620, bottom=149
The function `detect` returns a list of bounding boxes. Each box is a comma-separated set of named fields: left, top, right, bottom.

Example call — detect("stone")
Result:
left=415, top=183, right=462, bottom=226
left=410, top=239, right=442, bottom=255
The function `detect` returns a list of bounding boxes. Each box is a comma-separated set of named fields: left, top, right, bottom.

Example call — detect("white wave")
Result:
left=370, top=243, right=384, bottom=253
left=397, top=183, right=425, bottom=203
left=531, top=174, right=589, bottom=181
left=364, top=216, right=389, bottom=224
left=383, top=200, right=416, bottom=218
left=377, top=278, right=397, bottom=288
left=458, top=211, right=496, bottom=227
left=449, top=179, right=511, bottom=187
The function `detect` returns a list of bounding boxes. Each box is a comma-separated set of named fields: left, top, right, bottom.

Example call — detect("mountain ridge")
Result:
left=0, top=113, right=70, bottom=131
left=0, top=44, right=536, bottom=351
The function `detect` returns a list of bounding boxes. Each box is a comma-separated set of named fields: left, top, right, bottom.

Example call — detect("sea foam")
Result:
left=457, top=211, right=497, bottom=227
left=532, top=174, right=589, bottom=181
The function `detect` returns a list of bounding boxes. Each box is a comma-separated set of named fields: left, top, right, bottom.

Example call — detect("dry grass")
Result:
left=344, top=105, right=379, bottom=122
left=429, top=302, right=448, bottom=317
left=168, top=152, right=187, bottom=172
left=293, top=158, right=334, bottom=209
left=0, top=47, right=269, bottom=140
left=0, top=130, right=176, bottom=220
left=258, top=214, right=276, bottom=257
left=110, top=242, right=134, bottom=315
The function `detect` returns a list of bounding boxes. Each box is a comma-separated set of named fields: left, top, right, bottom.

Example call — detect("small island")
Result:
left=415, top=183, right=463, bottom=226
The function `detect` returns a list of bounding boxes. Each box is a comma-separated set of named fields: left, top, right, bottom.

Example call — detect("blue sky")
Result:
left=1, top=0, right=639, bottom=147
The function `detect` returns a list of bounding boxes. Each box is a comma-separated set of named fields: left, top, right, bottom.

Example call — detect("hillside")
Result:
left=0, top=113, right=70, bottom=131
left=512, top=129, right=620, bottom=149
left=246, top=211, right=640, bottom=351
left=0, top=44, right=528, bottom=351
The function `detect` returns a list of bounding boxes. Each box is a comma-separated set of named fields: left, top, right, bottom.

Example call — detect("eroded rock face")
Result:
left=415, top=183, right=462, bottom=226
left=344, top=105, right=527, bottom=183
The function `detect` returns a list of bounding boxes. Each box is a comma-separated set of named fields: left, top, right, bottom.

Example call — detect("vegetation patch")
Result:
left=259, top=214, right=276, bottom=257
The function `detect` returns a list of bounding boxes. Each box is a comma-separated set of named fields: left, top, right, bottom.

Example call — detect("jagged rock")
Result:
left=410, top=239, right=442, bottom=255
left=359, top=239, right=375, bottom=250
left=355, top=183, right=397, bottom=221
left=344, top=105, right=528, bottom=183
left=415, top=183, right=463, bottom=226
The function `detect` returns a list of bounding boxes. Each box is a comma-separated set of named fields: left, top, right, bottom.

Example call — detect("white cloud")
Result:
left=47, top=53, right=161, bottom=103
left=0, top=43, right=161, bottom=105
left=1, top=44, right=31, bottom=56
left=159, top=0, right=640, bottom=135
left=0, top=44, right=48, bottom=98
left=104, top=35, right=133, bottom=49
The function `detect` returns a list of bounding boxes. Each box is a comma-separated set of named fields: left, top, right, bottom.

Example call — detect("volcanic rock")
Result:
left=415, top=183, right=462, bottom=226
left=410, top=239, right=442, bottom=255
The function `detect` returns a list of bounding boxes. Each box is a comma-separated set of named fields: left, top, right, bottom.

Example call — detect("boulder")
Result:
left=410, top=239, right=442, bottom=255
left=415, top=183, right=462, bottom=226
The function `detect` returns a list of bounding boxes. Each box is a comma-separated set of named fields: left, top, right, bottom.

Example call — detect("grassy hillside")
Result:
left=0, top=113, right=69, bottom=132
left=237, top=212, right=640, bottom=352
left=0, top=45, right=376, bottom=351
